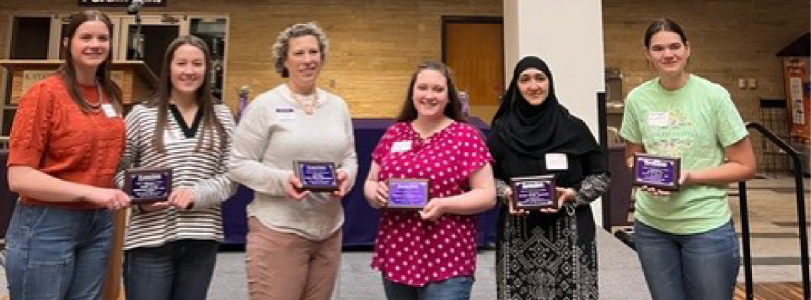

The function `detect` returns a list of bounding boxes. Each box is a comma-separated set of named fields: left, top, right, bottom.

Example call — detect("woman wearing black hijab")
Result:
left=488, top=56, right=609, bottom=300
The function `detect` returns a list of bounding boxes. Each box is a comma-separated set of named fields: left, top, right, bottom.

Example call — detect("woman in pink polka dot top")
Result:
left=363, top=61, right=497, bottom=300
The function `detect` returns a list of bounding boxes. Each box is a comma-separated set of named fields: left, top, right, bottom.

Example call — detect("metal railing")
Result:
left=739, top=122, right=809, bottom=300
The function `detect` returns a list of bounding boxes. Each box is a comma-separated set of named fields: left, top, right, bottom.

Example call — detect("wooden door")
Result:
left=443, top=17, right=504, bottom=122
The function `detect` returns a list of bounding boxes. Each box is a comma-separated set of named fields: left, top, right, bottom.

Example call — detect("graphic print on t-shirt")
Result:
left=643, top=110, right=695, bottom=158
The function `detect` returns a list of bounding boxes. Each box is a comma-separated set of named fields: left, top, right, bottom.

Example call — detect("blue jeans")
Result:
left=382, top=276, right=474, bottom=300
left=124, top=239, right=219, bottom=300
left=5, top=204, right=113, bottom=300
left=635, top=220, right=740, bottom=300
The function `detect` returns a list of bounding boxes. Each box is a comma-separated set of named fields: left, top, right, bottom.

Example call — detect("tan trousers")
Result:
left=246, top=218, right=342, bottom=300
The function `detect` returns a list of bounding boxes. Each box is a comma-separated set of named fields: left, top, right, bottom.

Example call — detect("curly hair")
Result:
left=271, top=22, right=329, bottom=78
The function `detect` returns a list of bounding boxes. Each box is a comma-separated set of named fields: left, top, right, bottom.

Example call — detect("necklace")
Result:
left=85, top=80, right=103, bottom=110
left=292, top=91, right=317, bottom=115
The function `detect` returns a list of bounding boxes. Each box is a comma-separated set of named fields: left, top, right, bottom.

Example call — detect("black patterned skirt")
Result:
left=495, top=204, right=598, bottom=300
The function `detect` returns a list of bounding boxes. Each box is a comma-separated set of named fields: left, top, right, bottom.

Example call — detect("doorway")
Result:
left=442, top=16, right=504, bottom=124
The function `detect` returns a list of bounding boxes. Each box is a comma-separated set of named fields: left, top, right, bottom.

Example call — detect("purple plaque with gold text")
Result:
left=388, top=179, right=429, bottom=210
left=633, top=154, right=681, bottom=191
left=510, top=175, right=557, bottom=210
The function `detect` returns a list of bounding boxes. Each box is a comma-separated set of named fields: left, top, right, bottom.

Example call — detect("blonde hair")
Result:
left=271, top=22, right=329, bottom=78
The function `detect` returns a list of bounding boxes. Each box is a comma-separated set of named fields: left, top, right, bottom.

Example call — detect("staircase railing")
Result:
left=738, top=122, right=809, bottom=300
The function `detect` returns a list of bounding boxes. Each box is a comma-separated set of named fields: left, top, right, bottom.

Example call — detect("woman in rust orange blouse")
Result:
left=4, top=10, right=130, bottom=299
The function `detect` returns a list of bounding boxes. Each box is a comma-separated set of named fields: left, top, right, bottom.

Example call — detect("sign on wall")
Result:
left=21, top=71, right=53, bottom=96
left=784, top=57, right=811, bottom=147
left=78, top=0, right=166, bottom=7
left=20, top=70, right=125, bottom=102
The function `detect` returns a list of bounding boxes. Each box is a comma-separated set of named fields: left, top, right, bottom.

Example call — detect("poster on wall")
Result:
left=783, top=57, right=811, bottom=146
left=78, top=0, right=166, bottom=7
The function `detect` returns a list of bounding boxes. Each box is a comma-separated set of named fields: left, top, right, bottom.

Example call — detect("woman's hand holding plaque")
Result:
left=284, top=173, right=311, bottom=201
left=84, top=187, right=130, bottom=210
left=168, top=188, right=195, bottom=210
left=331, top=170, right=351, bottom=199
left=369, top=181, right=389, bottom=209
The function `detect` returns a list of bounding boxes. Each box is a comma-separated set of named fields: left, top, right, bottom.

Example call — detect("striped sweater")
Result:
left=116, top=103, right=237, bottom=250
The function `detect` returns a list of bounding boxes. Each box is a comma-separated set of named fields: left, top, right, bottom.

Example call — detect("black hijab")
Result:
left=490, top=56, right=599, bottom=159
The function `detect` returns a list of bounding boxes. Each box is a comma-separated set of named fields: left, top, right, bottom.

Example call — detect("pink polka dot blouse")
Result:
left=370, top=121, right=493, bottom=287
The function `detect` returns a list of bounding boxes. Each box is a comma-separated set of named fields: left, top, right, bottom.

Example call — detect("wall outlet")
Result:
left=738, top=78, right=747, bottom=89
left=747, top=78, right=757, bottom=89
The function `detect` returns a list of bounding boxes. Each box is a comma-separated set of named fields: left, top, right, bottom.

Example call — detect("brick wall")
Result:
left=0, top=0, right=503, bottom=118
left=1, top=1, right=809, bottom=168
left=604, top=0, right=810, bottom=170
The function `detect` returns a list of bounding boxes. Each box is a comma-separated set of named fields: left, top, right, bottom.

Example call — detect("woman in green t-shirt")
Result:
left=619, top=18, right=756, bottom=300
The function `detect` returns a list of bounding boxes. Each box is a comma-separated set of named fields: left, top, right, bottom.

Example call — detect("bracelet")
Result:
left=495, top=180, right=509, bottom=198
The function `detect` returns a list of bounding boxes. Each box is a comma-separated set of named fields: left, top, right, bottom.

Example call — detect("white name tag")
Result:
left=647, top=112, right=669, bottom=127
left=391, top=141, right=412, bottom=153
left=545, top=153, right=568, bottom=170
left=101, top=104, right=118, bottom=118
left=163, top=129, right=177, bottom=144
left=275, top=107, right=296, bottom=121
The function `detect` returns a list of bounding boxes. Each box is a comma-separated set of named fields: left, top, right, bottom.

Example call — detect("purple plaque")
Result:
left=124, top=168, right=173, bottom=204
left=510, top=175, right=557, bottom=210
left=294, top=160, right=339, bottom=192
left=633, top=154, right=681, bottom=191
left=387, top=179, right=429, bottom=210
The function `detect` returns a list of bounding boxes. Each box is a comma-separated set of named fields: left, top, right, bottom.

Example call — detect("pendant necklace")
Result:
left=292, top=91, right=317, bottom=115
left=86, top=80, right=103, bottom=110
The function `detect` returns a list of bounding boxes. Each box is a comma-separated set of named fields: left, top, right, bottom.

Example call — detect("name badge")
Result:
left=545, top=153, right=568, bottom=170
left=647, top=112, right=669, bottom=127
left=163, top=129, right=177, bottom=144
left=101, top=104, right=118, bottom=118
left=275, top=107, right=296, bottom=121
left=391, top=141, right=412, bottom=153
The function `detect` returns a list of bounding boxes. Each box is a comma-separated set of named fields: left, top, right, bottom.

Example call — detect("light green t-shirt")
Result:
left=620, top=74, right=748, bottom=234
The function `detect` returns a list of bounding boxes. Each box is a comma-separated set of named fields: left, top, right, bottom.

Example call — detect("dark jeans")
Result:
left=124, top=239, right=219, bottom=300
left=382, top=276, right=474, bottom=300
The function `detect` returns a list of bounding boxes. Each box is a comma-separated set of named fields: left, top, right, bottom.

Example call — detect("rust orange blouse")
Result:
left=7, top=75, right=125, bottom=209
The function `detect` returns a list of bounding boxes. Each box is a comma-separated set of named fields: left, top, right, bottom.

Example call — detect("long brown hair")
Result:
left=148, top=35, right=227, bottom=153
left=396, top=61, right=465, bottom=122
left=58, top=10, right=123, bottom=114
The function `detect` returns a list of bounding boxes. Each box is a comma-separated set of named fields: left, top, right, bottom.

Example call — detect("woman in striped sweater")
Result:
left=116, top=35, right=237, bottom=300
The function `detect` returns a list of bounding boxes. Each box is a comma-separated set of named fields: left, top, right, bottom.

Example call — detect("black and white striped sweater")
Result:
left=116, top=103, right=237, bottom=250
